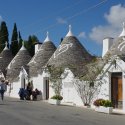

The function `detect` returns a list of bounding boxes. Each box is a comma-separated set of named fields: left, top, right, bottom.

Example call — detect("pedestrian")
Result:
left=0, top=80, right=7, bottom=101
left=26, top=82, right=33, bottom=100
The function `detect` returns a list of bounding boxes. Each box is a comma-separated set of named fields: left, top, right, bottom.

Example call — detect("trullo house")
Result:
left=28, top=32, right=56, bottom=99
left=6, top=43, right=31, bottom=97
left=0, top=42, right=13, bottom=80
left=41, top=25, right=94, bottom=103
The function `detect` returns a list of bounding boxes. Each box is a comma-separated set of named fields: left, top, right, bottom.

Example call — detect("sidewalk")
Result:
left=113, top=109, right=125, bottom=115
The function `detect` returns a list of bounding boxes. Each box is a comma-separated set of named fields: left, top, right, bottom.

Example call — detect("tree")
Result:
left=73, top=78, right=103, bottom=106
left=25, top=35, right=39, bottom=57
left=0, top=21, right=9, bottom=52
left=18, top=31, right=23, bottom=50
left=10, top=23, right=18, bottom=56
left=47, top=65, right=67, bottom=97
left=73, top=55, right=117, bottom=106
left=30, top=35, right=39, bottom=43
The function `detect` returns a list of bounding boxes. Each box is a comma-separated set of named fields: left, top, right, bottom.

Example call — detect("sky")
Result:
left=0, top=0, right=125, bottom=56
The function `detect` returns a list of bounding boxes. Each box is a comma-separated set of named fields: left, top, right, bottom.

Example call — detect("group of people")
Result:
left=18, top=82, right=42, bottom=101
left=0, top=80, right=42, bottom=101
left=0, top=79, right=8, bottom=101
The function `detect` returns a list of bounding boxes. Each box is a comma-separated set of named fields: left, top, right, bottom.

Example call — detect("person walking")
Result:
left=0, top=80, right=7, bottom=101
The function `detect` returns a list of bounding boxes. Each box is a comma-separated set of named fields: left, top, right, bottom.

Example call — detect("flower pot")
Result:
left=95, top=106, right=113, bottom=114
left=48, top=99, right=61, bottom=105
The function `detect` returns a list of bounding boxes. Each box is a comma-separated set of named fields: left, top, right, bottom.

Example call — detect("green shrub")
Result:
left=93, top=99, right=112, bottom=107
left=51, top=95, right=63, bottom=100
left=103, top=100, right=112, bottom=107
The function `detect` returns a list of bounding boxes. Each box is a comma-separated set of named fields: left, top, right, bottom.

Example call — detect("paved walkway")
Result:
left=0, top=97, right=125, bottom=125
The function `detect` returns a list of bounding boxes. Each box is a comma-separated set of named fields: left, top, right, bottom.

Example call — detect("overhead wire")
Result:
left=0, top=0, right=108, bottom=44
left=0, top=0, right=83, bottom=42
left=21, top=0, right=83, bottom=30
left=32, top=0, right=108, bottom=35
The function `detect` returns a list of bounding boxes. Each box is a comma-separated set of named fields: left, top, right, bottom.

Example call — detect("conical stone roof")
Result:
left=0, top=44, right=13, bottom=76
left=86, top=24, right=125, bottom=81
left=28, top=32, right=56, bottom=77
left=47, top=25, right=93, bottom=77
left=6, top=45, right=32, bottom=82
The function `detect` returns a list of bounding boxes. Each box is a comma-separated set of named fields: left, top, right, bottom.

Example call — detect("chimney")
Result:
left=35, top=43, right=42, bottom=54
left=102, top=37, right=114, bottom=57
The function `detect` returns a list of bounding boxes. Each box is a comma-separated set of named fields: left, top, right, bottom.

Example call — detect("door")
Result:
left=24, top=79, right=25, bottom=89
left=43, top=77, right=49, bottom=100
left=45, top=78, right=49, bottom=99
left=118, top=78, right=122, bottom=108
left=111, top=73, right=122, bottom=109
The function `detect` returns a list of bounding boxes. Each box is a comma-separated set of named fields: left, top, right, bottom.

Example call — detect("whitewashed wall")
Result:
left=61, top=68, right=83, bottom=106
left=97, top=57, right=125, bottom=112
left=7, top=81, right=21, bottom=98
left=5, top=69, right=28, bottom=98
left=31, top=74, right=43, bottom=91
left=48, top=68, right=83, bottom=106
left=31, top=70, right=50, bottom=99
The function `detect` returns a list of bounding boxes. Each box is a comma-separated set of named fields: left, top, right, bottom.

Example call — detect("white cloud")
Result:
left=78, top=31, right=86, bottom=38
left=104, top=4, right=125, bottom=27
left=89, top=4, right=125, bottom=44
left=56, top=17, right=67, bottom=24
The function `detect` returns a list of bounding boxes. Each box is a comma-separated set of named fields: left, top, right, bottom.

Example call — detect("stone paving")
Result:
left=0, top=97, right=125, bottom=125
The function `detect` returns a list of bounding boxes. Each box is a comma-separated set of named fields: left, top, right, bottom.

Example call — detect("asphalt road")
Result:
left=0, top=97, right=125, bottom=125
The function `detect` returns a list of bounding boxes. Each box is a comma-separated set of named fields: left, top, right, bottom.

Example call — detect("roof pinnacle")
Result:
left=66, top=25, right=74, bottom=37
left=119, top=22, right=125, bottom=37
left=4, top=41, right=9, bottom=50
left=20, top=41, right=26, bottom=50
left=44, top=31, right=50, bottom=42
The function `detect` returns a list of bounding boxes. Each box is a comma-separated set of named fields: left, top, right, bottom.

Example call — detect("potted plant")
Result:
left=93, top=99, right=113, bottom=114
left=49, top=95, right=63, bottom=105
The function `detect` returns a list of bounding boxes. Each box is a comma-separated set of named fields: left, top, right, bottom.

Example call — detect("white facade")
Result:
left=5, top=23, right=125, bottom=113
left=97, top=57, right=125, bottom=112
left=30, top=68, right=84, bottom=106
left=30, top=69, right=50, bottom=100
left=6, top=68, right=28, bottom=98
left=61, top=68, right=83, bottom=106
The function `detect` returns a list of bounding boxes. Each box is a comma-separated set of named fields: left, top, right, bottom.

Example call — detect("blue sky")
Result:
left=0, top=0, right=125, bottom=56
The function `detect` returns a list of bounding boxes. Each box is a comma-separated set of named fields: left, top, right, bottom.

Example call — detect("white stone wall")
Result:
left=31, top=70, right=50, bottom=99
left=96, top=72, right=110, bottom=100
left=31, top=74, right=43, bottom=92
left=61, top=68, right=83, bottom=106
left=97, top=58, right=125, bottom=112
left=5, top=69, right=28, bottom=98
left=48, top=68, right=83, bottom=106
left=8, top=81, right=21, bottom=98
left=123, top=72, right=125, bottom=111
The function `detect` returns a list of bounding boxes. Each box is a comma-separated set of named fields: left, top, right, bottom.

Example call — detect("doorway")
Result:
left=111, top=72, right=122, bottom=109
left=43, top=77, right=49, bottom=100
